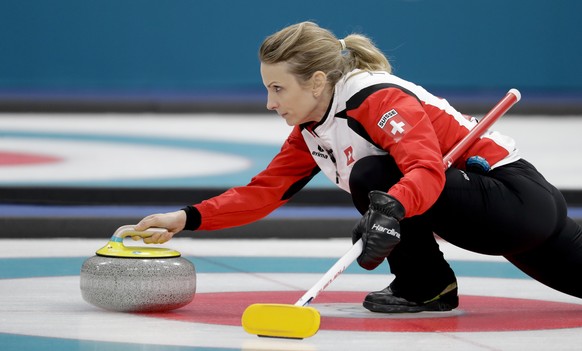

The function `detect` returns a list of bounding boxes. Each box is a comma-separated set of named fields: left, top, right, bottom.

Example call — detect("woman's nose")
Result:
left=266, top=94, right=278, bottom=110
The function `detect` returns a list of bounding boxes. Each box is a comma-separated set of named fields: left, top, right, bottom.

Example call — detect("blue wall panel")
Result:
left=0, top=0, right=580, bottom=101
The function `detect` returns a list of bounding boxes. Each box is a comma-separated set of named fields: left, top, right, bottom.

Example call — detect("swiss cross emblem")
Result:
left=377, top=109, right=411, bottom=142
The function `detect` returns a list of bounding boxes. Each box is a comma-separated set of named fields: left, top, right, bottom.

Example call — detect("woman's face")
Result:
left=260, top=62, right=327, bottom=126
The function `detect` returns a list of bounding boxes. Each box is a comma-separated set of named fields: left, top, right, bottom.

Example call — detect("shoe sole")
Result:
left=363, top=299, right=457, bottom=313
left=363, top=284, right=459, bottom=313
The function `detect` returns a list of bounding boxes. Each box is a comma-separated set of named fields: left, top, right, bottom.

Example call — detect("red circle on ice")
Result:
left=142, top=291, right=582, bottom=332
left=0, top=151, right=62, bottom=165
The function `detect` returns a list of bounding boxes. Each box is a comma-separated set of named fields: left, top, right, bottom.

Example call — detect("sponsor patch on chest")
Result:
left=377, top=109, right=411, bottom=141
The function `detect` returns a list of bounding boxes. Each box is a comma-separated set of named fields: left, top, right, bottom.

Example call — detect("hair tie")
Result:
left=339, top=39, right=347, bottom=50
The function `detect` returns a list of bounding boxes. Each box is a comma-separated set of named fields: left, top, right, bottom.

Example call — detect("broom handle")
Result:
left=295, top=239, right=364, bottom=306
left=443, top=88, right=521, bottom=168
left=295, top=88, right=521, bottom=307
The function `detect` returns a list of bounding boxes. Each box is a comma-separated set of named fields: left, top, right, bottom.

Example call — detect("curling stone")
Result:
left=80, top=225, right=196, bottom=312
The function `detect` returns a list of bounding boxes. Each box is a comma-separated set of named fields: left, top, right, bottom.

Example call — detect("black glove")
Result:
left=352, top=190, right=405, bottom=270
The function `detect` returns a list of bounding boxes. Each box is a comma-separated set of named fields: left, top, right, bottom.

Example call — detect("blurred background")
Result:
left=0, top=0, right=581, bottom=238
left=1, top=0, right=581, bottom=113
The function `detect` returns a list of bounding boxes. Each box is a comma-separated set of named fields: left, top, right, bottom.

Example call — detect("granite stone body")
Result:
left=80, top=255, right=196, bottom=312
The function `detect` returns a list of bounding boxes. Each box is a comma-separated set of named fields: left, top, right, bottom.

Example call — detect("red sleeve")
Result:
left=349, top=88, right=445, bottom=217
left=194, top=126, right=319, bottom=231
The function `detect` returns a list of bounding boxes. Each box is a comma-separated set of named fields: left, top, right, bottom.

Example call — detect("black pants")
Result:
left=349, top=155, right=582, bottom=300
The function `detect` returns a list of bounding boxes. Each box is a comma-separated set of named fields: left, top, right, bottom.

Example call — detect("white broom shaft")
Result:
left=295, top=239, right=364, bottom=306
left=295, top=88, right=521, bottom=307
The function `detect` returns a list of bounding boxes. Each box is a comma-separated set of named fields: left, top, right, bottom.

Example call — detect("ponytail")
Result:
left=342, top=34, right=391, bottom=74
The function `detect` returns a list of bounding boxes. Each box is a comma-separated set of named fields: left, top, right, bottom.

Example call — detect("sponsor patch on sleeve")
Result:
left=377, top=109, right=411, bottom=142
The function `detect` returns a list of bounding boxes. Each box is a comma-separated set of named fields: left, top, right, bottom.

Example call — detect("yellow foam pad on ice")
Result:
left=241, top=303, right=321, bottom=339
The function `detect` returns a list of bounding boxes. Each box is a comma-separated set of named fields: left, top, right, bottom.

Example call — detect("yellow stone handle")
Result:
left=95, top=225, right=179, bottom=258
left=112, top=225, right=167, bottom=240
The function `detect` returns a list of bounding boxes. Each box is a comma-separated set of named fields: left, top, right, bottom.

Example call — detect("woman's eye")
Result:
left=274, top=86, right=282, bottom=92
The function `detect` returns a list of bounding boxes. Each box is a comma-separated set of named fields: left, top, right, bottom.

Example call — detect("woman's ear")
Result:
left=311, top=71, right=327, bottom=97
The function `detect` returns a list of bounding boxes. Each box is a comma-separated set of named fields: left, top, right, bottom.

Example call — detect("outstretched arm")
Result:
left=133, top=127, right=318, bottom=244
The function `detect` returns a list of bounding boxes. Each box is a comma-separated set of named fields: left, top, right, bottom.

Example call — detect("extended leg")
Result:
left=432, top=159, right=582, bottom=298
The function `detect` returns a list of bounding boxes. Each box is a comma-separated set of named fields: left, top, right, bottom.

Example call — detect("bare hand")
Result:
left=134, top=210, right=187, bottom=244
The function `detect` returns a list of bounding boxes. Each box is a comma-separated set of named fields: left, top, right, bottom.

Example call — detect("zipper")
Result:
left=325, top=147, right=340, bottom=184
left=311, top=126, right=339, bottom=184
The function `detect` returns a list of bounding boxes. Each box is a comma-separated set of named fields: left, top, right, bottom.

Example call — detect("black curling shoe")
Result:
left=363, top=282, right=459, bottom=313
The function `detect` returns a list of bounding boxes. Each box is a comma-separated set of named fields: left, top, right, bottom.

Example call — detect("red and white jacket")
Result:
left=194, top=69, right=519, bottom=231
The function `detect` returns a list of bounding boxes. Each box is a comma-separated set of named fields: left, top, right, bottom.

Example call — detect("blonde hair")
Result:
left=259, top=22, right=391, bottom=86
